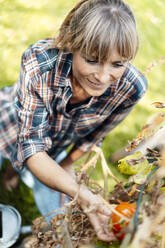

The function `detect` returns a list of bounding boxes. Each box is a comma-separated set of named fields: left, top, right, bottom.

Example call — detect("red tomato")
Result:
left=111, top=202, right=136, bottom=241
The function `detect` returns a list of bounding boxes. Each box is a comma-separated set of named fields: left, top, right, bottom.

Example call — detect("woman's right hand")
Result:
left=78, top=184, right=117, bottom=242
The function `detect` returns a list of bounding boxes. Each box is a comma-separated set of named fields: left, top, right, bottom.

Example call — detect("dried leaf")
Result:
left=92, top=145, right=120, bottom=184
left=81, top=153, right=99, bottom=172
left=143, top=56, right=165, bottom=75
left=126, top=136, right=143, bottom=152
left=146, top=148, right=160, bottom=157
left=151, top=101, right=165, bottom=109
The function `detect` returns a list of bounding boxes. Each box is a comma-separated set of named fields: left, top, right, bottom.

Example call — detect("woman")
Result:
left=0, top=0, right=147, bottom=242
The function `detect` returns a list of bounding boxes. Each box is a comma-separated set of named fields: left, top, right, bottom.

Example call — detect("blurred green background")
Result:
left=0, top=0, right=164, bottom=246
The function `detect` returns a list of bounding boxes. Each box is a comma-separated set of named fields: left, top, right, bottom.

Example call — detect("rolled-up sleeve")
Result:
left=14, top=49, right=52, bottom=169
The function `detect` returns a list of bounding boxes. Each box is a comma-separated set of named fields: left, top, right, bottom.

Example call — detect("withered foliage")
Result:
left=126, top=112, right=165, bottom=153
left=127, top=158, right=165, bottom=248
left=108, top=183, right=143, bottom=204
left=24, top=169, right=104, bottom=248
left=31, top=205, right=95, bottom=248
left=22, top=129, right=165, bottom=247
left=22, top=147, right=165, bottom=248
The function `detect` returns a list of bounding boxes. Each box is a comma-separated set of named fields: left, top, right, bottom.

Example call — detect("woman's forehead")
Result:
left=80, top=47, right=128, bottom=62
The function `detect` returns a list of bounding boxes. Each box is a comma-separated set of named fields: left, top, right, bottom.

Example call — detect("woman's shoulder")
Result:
left=22, top=38, right=59, bottom=74
left=124, top=63, right=148, bottom=98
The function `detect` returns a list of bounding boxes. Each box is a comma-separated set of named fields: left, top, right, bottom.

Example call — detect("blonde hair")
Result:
left=54, top=0, right=139, bottom=61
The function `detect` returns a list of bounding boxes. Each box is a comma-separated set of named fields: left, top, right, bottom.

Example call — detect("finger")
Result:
left=98, top=214, right=110, bottom=236
left=97, top=228, right=117, bottom=242
left=97, top=213, right=117, bottom=238
left=87, top=212, right=116, bottom=242
left=97, top=204, right=111, bottom=216
left=98, top=212, right=110, bottom=227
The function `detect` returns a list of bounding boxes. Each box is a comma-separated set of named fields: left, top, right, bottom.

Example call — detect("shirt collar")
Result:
left=54, top=50, right=73, bottom=88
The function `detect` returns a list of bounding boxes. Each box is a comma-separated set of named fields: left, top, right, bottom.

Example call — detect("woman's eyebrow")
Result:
left=111, top=59, right=128, bottom=64
left=83, top=54, right=98, bottom=59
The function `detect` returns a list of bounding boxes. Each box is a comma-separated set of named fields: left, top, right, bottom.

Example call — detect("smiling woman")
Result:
left=71, top=50, right=128, bottom=99
left=0, top=0, right=148, bottom=243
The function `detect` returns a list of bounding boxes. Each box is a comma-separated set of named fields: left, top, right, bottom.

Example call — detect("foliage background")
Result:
left=0, top=0, right=164, bottom=246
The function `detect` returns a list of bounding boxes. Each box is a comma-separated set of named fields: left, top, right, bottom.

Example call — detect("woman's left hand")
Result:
left=78, top=184, right=117, bottom=242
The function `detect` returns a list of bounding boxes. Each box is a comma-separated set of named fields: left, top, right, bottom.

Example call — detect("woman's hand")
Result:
left=60, top=157, right=117, bottom=242
left=27, top=152, right=116, bottom=242
left=78, top=184, right=117, bottom=242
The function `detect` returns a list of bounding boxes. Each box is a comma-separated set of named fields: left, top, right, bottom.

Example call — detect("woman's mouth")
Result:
left=87, top=79, right=105, bottom=89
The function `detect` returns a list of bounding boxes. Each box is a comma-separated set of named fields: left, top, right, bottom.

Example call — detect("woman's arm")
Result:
left=59, top=147, right=85, bottom=176
left=26, top=151, right=117, bottom=242
left=27, top=151, right=79, bottom=196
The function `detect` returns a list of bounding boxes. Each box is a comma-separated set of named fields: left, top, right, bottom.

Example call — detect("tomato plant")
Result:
left=111, top=202, right=136, bottom=241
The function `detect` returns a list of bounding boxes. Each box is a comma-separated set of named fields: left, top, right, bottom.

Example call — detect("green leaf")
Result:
left=118, top=152, right=151, bottom=175
left=118, top=152, right=154, bottom=184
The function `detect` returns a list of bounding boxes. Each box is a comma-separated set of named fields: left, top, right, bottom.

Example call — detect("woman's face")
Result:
left=71, top=49, right=128, bottom=97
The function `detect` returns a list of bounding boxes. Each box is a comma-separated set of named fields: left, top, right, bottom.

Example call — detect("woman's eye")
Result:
left=85, top=58, right=98, bottom=64
left=113, top=63, right=124, bottom=68
left=113, top=61, right=128, bottom=68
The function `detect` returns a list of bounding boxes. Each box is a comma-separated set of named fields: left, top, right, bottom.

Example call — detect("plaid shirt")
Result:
left=0, top=38, right=148, bottom=171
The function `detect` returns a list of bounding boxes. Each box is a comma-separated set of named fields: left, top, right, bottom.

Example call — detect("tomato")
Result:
left=111, top=202, right=136, bottom=241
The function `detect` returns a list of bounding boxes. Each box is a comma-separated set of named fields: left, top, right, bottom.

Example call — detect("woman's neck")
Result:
left=70, top=75, right=91, bottom=104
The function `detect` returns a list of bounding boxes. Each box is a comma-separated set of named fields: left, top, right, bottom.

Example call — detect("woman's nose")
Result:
left=94, top=65, right=116, bottom=84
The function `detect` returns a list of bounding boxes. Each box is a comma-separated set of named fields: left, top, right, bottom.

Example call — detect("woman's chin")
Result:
left=86, top=88, right=107, bottom=97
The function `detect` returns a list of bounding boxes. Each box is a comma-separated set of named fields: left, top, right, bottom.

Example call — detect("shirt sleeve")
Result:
left=75, top=74, right=148, bottom=152
left=14, top=48, right=52, bottom=169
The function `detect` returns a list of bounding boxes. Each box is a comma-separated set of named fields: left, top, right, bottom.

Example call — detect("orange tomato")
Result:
left=111, top=202, right=136, bottom=241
